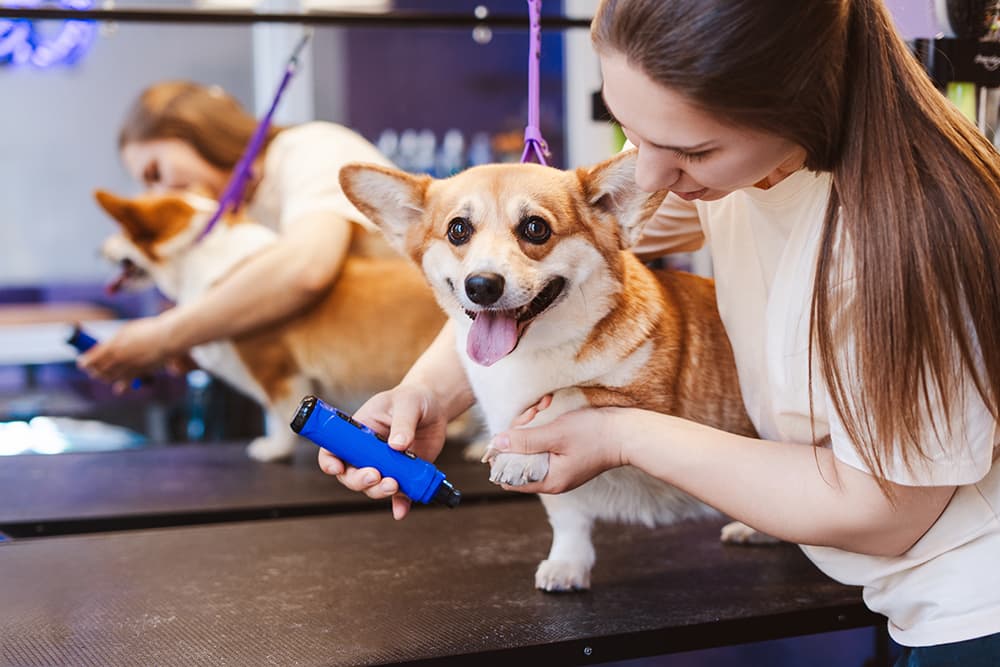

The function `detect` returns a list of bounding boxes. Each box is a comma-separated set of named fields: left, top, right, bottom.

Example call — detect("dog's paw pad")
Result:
left=246, top=437, right=295, bottom=463
left=488, top=452, right=548, bottom=486
left=720, top=521, right=780, bottom=545
left=534, top=559, right=591, bottom=592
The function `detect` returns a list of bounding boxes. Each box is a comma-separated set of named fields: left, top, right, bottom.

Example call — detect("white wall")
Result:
left=0, top=21, right=253, bottom=286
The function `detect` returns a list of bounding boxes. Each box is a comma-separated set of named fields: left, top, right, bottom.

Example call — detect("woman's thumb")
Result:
left=491, top=423, right=554, bottom=455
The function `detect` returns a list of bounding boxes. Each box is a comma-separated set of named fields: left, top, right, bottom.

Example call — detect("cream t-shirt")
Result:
left=247, top=121, right=394, bottom=232
left=635, top=169, right=1000, bottom=647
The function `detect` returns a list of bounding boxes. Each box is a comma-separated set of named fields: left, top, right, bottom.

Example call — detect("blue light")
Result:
left=0, top=0, right=96, bottom=68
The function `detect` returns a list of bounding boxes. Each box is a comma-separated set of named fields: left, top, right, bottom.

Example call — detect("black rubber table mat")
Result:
left=0, top=503, right=880, bottom=666
left=0, top=441, right=510, bottom=535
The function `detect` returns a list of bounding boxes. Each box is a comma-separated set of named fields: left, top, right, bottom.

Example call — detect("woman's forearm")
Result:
left=620, top=411, right=955, bottom=556
left=400, top=320, right=476, bottom=420
left=161, top=212, right=351, bottom=353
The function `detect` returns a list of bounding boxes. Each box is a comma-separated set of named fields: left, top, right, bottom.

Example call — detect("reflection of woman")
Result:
left=320, top=1, right=1000, bottom=663
left=80, top=81, right=394, bottom=388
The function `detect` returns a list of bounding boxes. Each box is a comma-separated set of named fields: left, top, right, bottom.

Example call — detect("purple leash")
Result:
left=520, top=0, right=550, bottom=166
left=197, top=30, right=312, bottom=242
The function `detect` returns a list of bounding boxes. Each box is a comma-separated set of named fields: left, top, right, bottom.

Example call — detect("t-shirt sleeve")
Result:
left=827, top=363, right=997, bottom=487
left=631, top=192, right=706, bottom=260
left=268, top=123, right=393, bottom=231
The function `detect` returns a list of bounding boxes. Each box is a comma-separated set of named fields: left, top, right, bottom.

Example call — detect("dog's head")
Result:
left=94, top=189, right=219, bottom=298
left=340, top=150, right=667, bottom=366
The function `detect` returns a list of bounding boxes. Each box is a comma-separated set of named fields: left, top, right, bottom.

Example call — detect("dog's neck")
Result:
left=575, top=251, right=665, bottom=365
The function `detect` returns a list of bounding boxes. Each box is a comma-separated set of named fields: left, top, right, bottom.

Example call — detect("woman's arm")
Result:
left=318, top=320, right=476, bottom=519
left=396, top=321, right=476, bottom=423
left=79, top=210, right=350, bottom=384
left=493, top=407, right=957, bottom=557
left=166, top=210, right=352, bottom=347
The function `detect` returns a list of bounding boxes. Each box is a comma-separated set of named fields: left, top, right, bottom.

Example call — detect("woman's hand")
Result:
left=317, top=383, right=450, bottom=520
left=78, top=315, right=179, bottom=392
left=490, top=405, right=632, bottom=495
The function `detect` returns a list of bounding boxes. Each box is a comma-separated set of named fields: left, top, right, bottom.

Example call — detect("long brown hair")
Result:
left=593, top=0, right=1000, bottom=492
left=118, top=80, right=282, bottom=171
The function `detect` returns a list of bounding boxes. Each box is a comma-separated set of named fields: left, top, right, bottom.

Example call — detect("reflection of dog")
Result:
left=340, top=150, right=759, bottom=591
left=94, top=190, right=448, bottom=462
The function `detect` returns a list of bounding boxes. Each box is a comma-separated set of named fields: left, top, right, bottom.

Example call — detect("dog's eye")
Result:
left=447, top=217, right=473, bottom=245
left=518, top=216, right=551, bottom=244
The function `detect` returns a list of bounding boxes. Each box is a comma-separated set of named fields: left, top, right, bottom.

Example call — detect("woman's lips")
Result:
left=674, top=187, right=708, bottom=201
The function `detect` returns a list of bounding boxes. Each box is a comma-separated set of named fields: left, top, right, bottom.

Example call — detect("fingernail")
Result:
left=378, top=479, right=396, bottom=493
left=492, top=434, right=510, bottom=451
left=363, top=472, right=378, bottom=486
left=389, top=433, right=407, bottom=446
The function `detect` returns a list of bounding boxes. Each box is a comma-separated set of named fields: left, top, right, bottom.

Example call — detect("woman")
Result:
left=319, top=1, right=1000, bottom=662
left=80, top=80, right=394, bottom=388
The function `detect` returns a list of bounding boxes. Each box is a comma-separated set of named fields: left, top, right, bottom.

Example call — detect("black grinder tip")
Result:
left=290, top=395, right=319, bottom=434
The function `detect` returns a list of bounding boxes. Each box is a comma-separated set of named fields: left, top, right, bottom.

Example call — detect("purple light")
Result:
left=0, top=0, right=96, bottom=68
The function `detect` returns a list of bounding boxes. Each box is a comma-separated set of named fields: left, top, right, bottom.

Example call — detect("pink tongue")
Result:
left=105, top=270, right=128, bottom=295
left=467, top=311, right=519, bottom=366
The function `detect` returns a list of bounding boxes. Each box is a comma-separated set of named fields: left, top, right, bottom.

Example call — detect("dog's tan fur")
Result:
left=340, top=150, right=758, bottom=591
left=94, top=190, right=448, bottom=461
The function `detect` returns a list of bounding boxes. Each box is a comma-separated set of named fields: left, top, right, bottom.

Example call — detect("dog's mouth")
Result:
left=464, top=276, right=566, bottom=367
left=105, top=258, right=146, bottom=295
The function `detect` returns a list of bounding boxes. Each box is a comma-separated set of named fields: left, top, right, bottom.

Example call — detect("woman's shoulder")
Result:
left=271, top=121, right=355, bottom=148
left=270, top=121, right=390, bottom=165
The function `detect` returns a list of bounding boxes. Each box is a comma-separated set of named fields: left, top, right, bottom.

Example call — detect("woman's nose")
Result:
left=634, top=145, right=681, bottom=192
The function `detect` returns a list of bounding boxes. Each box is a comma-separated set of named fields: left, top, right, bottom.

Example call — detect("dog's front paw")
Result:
left=487, top=452, right=549, bottom=486
left=535, top=559, right=591, bottom=592
left=720, top=521, right=780, bottom=545
left=246, top=436, right=295, bottom=463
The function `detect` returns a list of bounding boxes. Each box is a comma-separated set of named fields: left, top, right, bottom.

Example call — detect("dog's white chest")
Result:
left=455, top=332, right=583, bottom=434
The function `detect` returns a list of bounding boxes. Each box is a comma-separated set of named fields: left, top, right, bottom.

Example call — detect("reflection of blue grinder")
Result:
left=291, top=395, right=461, bottom=507
left=66, top=325, right=143, bottom=390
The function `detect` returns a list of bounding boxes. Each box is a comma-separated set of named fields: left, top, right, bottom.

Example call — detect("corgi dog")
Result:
left=94, top=189, right=449, bottom=462
left=339, top=150, right=759, bottom=591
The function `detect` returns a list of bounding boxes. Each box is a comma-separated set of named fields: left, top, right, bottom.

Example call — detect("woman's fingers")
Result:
left=384, top=389, right=426, bottom=450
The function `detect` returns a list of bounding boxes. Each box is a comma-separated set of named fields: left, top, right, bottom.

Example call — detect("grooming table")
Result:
left=0, top=503, right=880, bottom=666
left=0, top=441, right=514, bottom=536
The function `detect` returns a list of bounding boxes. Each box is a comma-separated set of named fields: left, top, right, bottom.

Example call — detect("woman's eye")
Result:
left=673, top=149, right=711, bottom=163
left=447, top=217, right=473, bottom=245
left=518, top=216, right=551, bottom=244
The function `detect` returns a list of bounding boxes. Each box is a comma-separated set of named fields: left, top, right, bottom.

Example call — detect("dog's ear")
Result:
left=94, top=190, right=192, bottom=245
left=94, top=190, right=147, bottom=240
left=339, top=163, right=430, bottom=255
left=577, top=150, right=668, bottom=250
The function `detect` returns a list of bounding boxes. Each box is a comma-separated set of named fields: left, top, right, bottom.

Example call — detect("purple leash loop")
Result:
left=520, top=0, right=549, bottom=166
left=197, top=30, right=312, bottom=242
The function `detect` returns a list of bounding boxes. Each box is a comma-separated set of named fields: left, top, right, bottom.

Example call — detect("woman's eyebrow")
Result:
left=601, top=91, right=715, bottom=152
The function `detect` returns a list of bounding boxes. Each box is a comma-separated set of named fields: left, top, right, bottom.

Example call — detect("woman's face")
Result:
left=599, top=50, right=806, bottom=201
left=120, top=139, right=229, bottom=197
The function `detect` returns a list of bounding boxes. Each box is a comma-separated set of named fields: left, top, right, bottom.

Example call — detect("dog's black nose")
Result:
left=465, top=273, right=505, bottom=306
